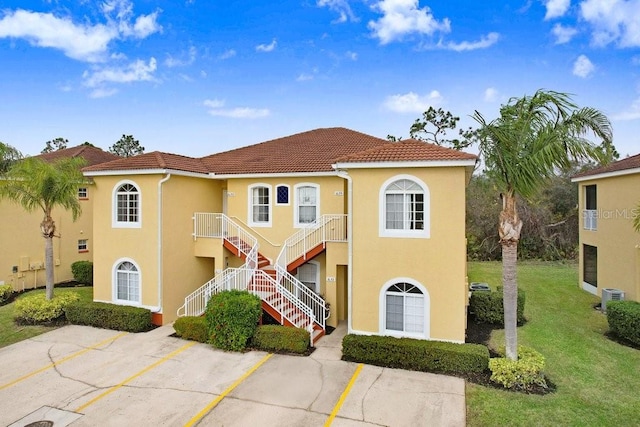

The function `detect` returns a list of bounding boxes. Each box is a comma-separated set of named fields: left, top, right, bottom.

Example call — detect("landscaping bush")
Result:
left=174, top=316, right=208, bottom=343
left=205, top=290, right=262, bottom=351
left=489, top=345, right=547, bottom=390
left=251, top=325, right=310, bottom=354
left=470, top=289, right=526, bottom=325
left=14, top=292, right=80, bottom=324
left=606, top=300, right=640, bottom=346
left=71, top=261, right=93, bottom=285
left=0, top=284, right=15, bottom=305
left=65, top=301, right=152, bottom=332
left=342, top=334, right=489, bottom=374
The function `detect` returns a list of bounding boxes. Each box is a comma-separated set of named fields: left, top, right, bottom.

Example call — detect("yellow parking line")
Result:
left=0, top=332, right=128, bottom=391
left=75, top=341, right=196, bottom=413
left=183, top=353, right=273, bottom=427
left=324, top=363, right=364, bottom=427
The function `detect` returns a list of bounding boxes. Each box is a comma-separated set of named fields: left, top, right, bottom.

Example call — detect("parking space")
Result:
left=0, top=324, right=465, bottom=427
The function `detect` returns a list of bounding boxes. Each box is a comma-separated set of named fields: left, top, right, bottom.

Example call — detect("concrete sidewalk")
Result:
left=0, top=323, right=465, bottom=427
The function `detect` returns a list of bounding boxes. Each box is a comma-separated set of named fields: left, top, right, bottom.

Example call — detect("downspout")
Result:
left=155, top=173, right=171, bottom=316
left=336, top=171, right=354, bottom=334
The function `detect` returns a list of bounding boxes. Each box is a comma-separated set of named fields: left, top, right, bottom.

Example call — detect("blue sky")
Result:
left=1, top=0, right=639, bottom=157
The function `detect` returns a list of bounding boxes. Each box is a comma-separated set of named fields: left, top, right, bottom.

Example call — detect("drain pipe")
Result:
left=336, top=170, right=353, bottom=334
left=155, top=173, right=171, bottom=317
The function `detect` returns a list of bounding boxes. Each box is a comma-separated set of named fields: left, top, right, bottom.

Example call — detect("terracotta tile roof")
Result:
left=573, top=152, right=640, bottom=179
left=83, top=151, right=210, bottom=174
left=36, top=145, right=120, bottom=166
left=334, top=139, right=477, bottom=163
left=201, top=127, right=389, bottom=174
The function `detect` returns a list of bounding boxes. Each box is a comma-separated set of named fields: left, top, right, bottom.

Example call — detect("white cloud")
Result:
left=580, top=0, right=640, bottom=47
left=551, top=23, right=578, bottom=44
left=383, top=90, right=442, bottom=113
left=346, top=50, right=358, bottom=60
left=0, top=3, right=161, bottom=63
left=484, top=87, right=498, bottom=102
left=0, top=9, right=115, bottom=62
left=441, top=32, right=499, bottom=51
left=89, top=87, right=118, bottom=98
left=83, top=57, right=158, bottom=87
left=317, top=0, right=358, bottom=23
left=204, top=99, right=270, bottom=119
left=544, top=0, right=571, bottom=20
left=297, top=73, right=314, bottom=82
left=612, top=97, right=640, bottom=120
left=368, top=0, right=451, bottom=44
left=573, top=54, right=594, bottom=78
left=219, top=49, right=236, bottom=60
left=256, top=39, right=277, bottom=52
left=165, top=46, right=196, bottom=67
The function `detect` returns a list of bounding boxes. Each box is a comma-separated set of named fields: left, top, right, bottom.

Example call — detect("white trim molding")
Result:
left=572, top=167, right=640, bottom=183
left=333, top=159, right=477, bottom=170
left=247, top=183, right=272, bottom=227
left=378, top=277, right=430, bottom=340
left=112, top=257, right=142, bottom=306
left=112, top=179, right=142, bottom=229
left=293, top=182, right=320, bottom=228
left=379, top=174, right=430, bottom=239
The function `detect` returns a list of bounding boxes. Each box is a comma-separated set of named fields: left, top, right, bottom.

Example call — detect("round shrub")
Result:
left=251, top=325, right=310, bottom=354
left=489, top=345, right=547, bottom=390
left=606, top=300, right=640, bottom=346
left=71, top=261, right=93, bottom=285
left=14, top=292, right=80, bottom=324
left=0, top=284, right=15, bottom=305
left=205, top=290, right=262, bottom=351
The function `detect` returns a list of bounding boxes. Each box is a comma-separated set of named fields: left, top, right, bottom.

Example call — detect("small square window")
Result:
left=276, top=185, right=289, bottom=205
left=78, top=239, right=88, bottom=252
left=78, top=187, right=88, bottom=199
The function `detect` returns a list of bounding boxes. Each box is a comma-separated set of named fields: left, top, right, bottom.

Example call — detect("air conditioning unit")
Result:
left=601, top=288, right=625, bottom=312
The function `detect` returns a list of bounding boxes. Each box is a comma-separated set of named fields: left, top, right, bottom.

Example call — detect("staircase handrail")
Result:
left=275, top=265, right=326, bottom=330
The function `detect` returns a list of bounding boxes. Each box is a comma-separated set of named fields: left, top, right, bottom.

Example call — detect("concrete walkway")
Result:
left=0, top=323, right=466, bottom=426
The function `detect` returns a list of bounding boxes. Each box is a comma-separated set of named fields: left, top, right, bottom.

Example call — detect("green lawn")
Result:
left=466, top=261, right=640, bottom=426
left=0, top=286, right=93, bottom=348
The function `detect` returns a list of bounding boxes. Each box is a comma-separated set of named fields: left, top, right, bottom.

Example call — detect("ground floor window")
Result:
left=296, top=262, right=319, bottom=293
left=114, top=260, right=140, bottom=303
left=583, top=244, right=598, bottom=288
left=380, top=279, right=429, bottom=338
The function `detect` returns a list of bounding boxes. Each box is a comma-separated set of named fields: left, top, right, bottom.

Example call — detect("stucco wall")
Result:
left=578, top=173, right=640, bottom=301
left=347, top=166, right=468, bottom=343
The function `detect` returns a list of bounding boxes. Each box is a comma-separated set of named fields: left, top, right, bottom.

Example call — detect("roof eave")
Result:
left=332, top=159, right=478, bottom=169
left=83, top=168, right=210, bottom=178
left=571, top=166, right=640, bottom=182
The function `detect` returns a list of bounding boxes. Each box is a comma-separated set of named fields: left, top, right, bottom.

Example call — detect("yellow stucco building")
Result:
left=83, top=128, right=476, bottom=343
left=0, top=145, right=118, bottom=291
left=572, top=153, right=640, bottom=303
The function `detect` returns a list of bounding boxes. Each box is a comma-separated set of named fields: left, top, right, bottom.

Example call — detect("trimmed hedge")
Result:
left=251, top=325, right=310, bottom=354
left=14, top=292, right=80, bottom=324
left=469, top=289, right=526, bottom=325
left=489, top=345, right=547, bottom=390
left=205, top=290, right=262, bottom=351
left=0, top=284, right=15, bottom=305
left=71, top=261, right=93, bottom=285
left=65, top=301, right=152, bottom=332
left=342, top=334, right=489, bottom=374
left=606, top=300, right=640, bottom=346
left=174, top=316, right=208, bottom=343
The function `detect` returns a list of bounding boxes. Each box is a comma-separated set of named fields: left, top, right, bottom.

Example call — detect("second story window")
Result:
left=78, top=187, right=88, bottom=199
left=249, top=184, right=271, bottom=226
left=113, top=181, right=141, bottom=228
left=295, top=184, right=319, bottom=226
left=584, top=185, right=597, bottom=231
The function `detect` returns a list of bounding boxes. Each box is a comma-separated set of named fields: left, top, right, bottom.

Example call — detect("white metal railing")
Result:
left=276, top=214, right=347, bottom=269
left=193, top=213, right=258, bottom=257
left=583, top=209, right=597, bottom=231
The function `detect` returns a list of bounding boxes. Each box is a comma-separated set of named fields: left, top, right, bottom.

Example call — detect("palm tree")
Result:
left=634, top=202, right=640, bottom=232
left=0, top=157, right=86, bottom=300
left=472, top=90, right=613, bottom=360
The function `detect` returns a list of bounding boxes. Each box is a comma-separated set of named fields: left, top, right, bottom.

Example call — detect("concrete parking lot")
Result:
left=0, top=324, right=465, bottom=427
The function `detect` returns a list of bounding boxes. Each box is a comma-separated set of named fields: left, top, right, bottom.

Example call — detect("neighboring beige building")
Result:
left=83, top=128, right=476, bottom=343
left=572, top=153, right=640, bottom=302
left=0, top=145, right=119, bottom=291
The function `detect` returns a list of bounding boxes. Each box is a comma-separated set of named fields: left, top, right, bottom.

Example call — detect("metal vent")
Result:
left=601, top=288, right=625, bottom=312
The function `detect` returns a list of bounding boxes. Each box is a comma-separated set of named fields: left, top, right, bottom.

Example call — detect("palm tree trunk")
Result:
left=499, top=191, right=522, bottom=361
left=41, top=215, right=56, bottom=300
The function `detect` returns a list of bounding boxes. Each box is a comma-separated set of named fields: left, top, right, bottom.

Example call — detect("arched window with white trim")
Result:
left=113, top=259, right=141, bottom=304
left=379, top=175, right=429, bottom=238
left=379, top=278, right=430, bottom=338
left=294, top=183, right=319, bottom=227
left=113, top=180, right=141, bottom=228
left=248, top=184, right=272, bottom=227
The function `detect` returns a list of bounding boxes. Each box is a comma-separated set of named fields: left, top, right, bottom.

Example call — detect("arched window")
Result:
left=294, top=183, right=319, bottom=227
left=248, top=184, right=271, bottom=226
left=113, top=181, right=141, bottom=228
left=379, top=175, right=429, bottom=238
left=114, top=259, right=140, bottom=304
left=379, top=279, right=430, bottom=338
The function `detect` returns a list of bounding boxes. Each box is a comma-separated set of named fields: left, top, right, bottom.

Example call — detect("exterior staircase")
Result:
left=180, top=214, right=344, bottom=345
